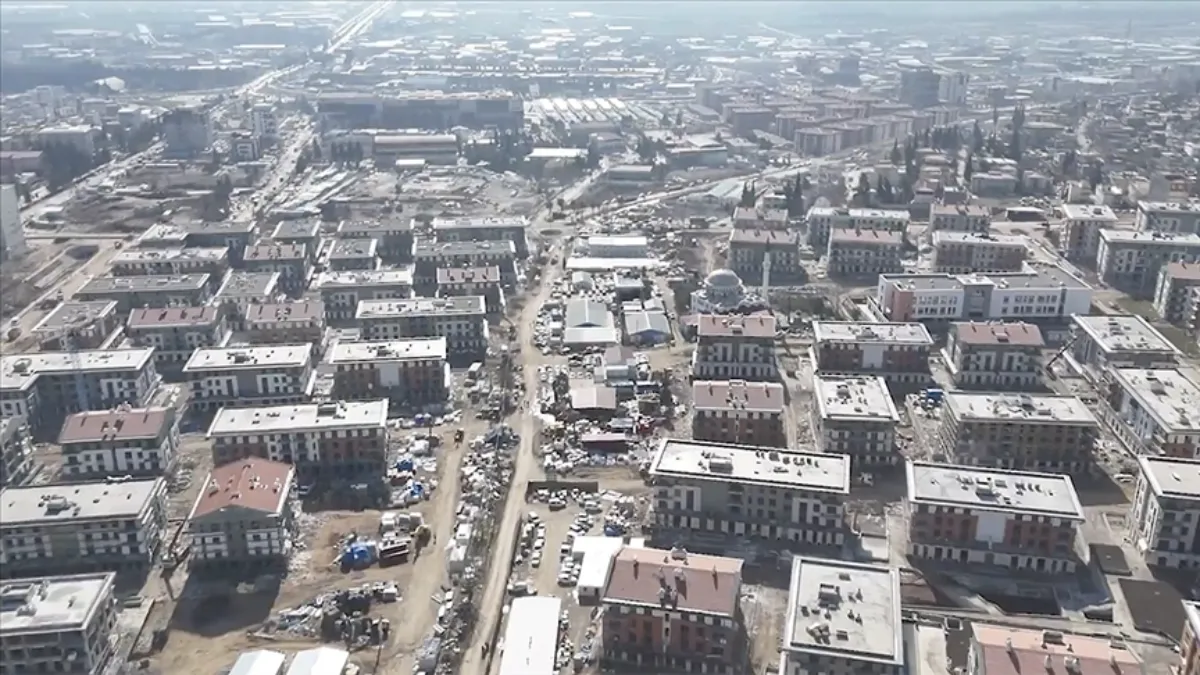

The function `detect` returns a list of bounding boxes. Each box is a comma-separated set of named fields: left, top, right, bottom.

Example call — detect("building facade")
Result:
left=1097, top=230, right=1200, bottom=297
left=806, top=206, right=909, bottom=249
left=325, top=338, right=449, bottom=407
left=691, top=314, right=778, bottom=381
left=432, top=215, right=530, bottom=258
left=356, top=295, right=489, bottom=355
left=813, top=374, right=899, bottom=467
left=182, top=345, right=315, bottom=413
left=728, top=229, right=804, bottom=286
left=1132, top=456, right=1200, bottom=568
left=0, top=417, right=33, bottom=488
left=242, top=302, right=327, bottom=346
left=312, top=269, right=415, bottom=323
left=125, top=306, right=231, bottom=380
left=692, top=380, right=787, bottom=448
left=187, top=457, right=295, bottom=573
left=1107, top=368, right=1200, bottom=458
left=75, top=274, right=212, bottom=317
left=931, top=232, right=1027, bottom=274
left=1154, top=262, right=1200, bottom=327
left=243, top=243, right=311, bottom=295
left=929, top=203, right=991, bottom=234
left=0, top=573, right=120, bottom=675
left=57, top=407, right=179, bottom=478
left=812, top=321, right=933, bottom=391
left=826, top=229, right=903, bottom=278
left=939, top=391, right=1099, bottom=472
left=943, top=321, right=1045, bottom=390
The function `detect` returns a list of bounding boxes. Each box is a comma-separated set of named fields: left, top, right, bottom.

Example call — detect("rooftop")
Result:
left=951, top=322, right=1044, bottom=347
left=1163, top=262, right=1200, bottom=282
left=244, top=301, right=325, bottom=325
left=696, top=313, right=776, bottom=339
left=809, top=206, right=910, bottom=222
left=244, top=243, right=307, bottom=261
left=497, top=596, right=561, bottom=675
left=432, top=215, right=527, bottom=230
left=880, top=263, right=1091, bottom=292
left=271, top=220, right=321, bottom=240
left=1139, top=200, right=1200, bottom=214
left=413, top=238, right=517, bottom=258
left=58, top=408, right=173, bottom=445
left=944, top=392, right=1097, bottom=426
left=326, top=337, right=447, bottom=363
left=931, top=231, right=1027, bottom=247
left=1136, top=456, right=1200, bottom=500
left=931, top=203, right=991, bottom=219
left=693, top=380, right=785, bottom=412
left=1072, top=315, right=1178, bottom=356
left=183, top=345, right=311, bottom=372
left=813, top=375, right=898, bottom=423
left=437, top=266, right=502, bottom=284
left=356, top=295, right=486, bottom=319
left=113, top=246, right=228, bottom=264
left=649, top=439, right=849, bottom=493
left=216, top=270, right=280, bottom=298
left=813, top=321, right=933, bottom=345
left=312, top=268, right=415, bottom=290
left=328, top=238, right=378, bottom=259
left=336, top=218, right=412, bottom=235
left=127, top=305, right=222, bottom=329
left=1, top=349, right=154, bottom=392
left=31, top=300, right=118, bottom=335
left=1099, top=229, right=1200, bottom=247
left=0, top=573, right=115, bottom=636
left=829, top=228, right=903, bottom=245
left=784, top=557, right=902, bottom=665
left=207, top=400, right=389, bottom=436
left=1060, top=203, right=1118, bottom=221
left=906, top=461, right=1084, bottom=519
left=188, top=457, right=294, bottom=520
left=972, top=624, right=1142, bottom=675
left=78, top=273, right=209, bottom=294
left=603, top=547, right=743, bottom=617
left=730, top=228, right=799, bottom=245
left=1110, top=368, right=1200, bottom=433
left=0, top=478, right=164, bottom=525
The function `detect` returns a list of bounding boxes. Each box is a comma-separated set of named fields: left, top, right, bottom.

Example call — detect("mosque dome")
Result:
left=705, top=268, right=742, bottom=289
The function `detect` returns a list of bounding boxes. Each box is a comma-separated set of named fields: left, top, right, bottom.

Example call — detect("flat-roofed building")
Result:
left=214, top=271, right=282, bottom=329
left=75, top=273, right=211, bottom=317
left=0, top=416, right=33, bottom=487
left=271, top=220, right=322, bottom=261
left=813, top=375, right=899, bottom=467
left=1154, top=262, right=1200, bottom=328
left=601, top=547, right=744, bottom=674
left=1132, top=456, right=1200, bottom=568
left=781, top=557, right=903, bottom=675
left=110, top=246, right=229, bottom=283
left=812, top=321, right=933, bottom=391
left=0, top=349, right=159, bottom=437
left=0, top=572, right=120, bottom=675
left=31, top=300, right=120, bottom=351
left=939, top=391, right=1099, bottom=472
left=826, top=228, right=903, bottom=278
left=806, top=206, right=909, bottom=248
left=972, top=623, right=1144, bottom=675
left=1071, top=314, right=1180, bottom=372
left=183, top=345, right=315, bottom=413
left=1098, top=230, right=1200, bottom=297
left=693, top=380, right=786, bottom=448
left=1135, top=199, right=1200, bottom=234
left=0, top=478, right=167, bottom=577
left=1059, top=203, right=1118, bottom=263
left=432, top=215, right=530, bottom=258
left=312, top=268, right=415, bottom=323
left=207, top=400, right=389, bottom=480
left=242, top=243, right=311, bottom=294
left=125, top=306, right=231, bottom=379
left=648, top=438, right=850, bottom=550
left=336, top=218, right=413, bottom=262
left=412, top=239, right=517, bottom=287
left=325, top=238, right=379, bottom=272
left=58, top=407, right=179, bottom=478
left=691, top=314, right=778, bottom=381
left=436, top=266, right=505, bottom=314
left=242, top=301, right=326, bottom=346
left=1108, top=368, right=1200, bottom=458
left=137, top=221, right=257, bottom=263
left=729, top=229, right=804, bottom=286
left=906, top=461, right=1085, bottom=572
left=498, top=596, right=562, bottom=675
left=356, top=295, right=489, bottom=355
left=326, top=338, right=449, bottom=406
left=929, top=203, right=991, bottom=234
left=584, top=235, right=648, bottom=259
left=187, top=457, right=295, bottom=572
left=944, top=321, right=1045, bottom=390
left=931, top=231, right=1027, bottom=274
left=733, top=206, right=788, bottom=231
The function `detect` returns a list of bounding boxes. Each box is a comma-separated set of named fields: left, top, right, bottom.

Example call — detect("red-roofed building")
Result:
left=970, top=624, right=1143, bottom=675
left=692, top=313, right=778, bottom=381
left=944, top=321, right=1045, bottom=390
left=692, top=380, right=786, bottom=448
left=58, top=407, right=179, bottom=478
left=187, top=457, right=295, bottom=572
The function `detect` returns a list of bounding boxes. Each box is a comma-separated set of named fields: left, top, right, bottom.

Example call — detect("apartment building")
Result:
left=1135, top=200, right=1200, bottom=234
left=0, top=573, right=120, bottom=675
left=971, top=625, right=1144, bottom=675
left=336, top=218, right=414, bottom=262
left=436, top=266, right=506, bottom=314
left=125, top=306, right=231, bottom=379
left=929, top=203, right=992, bottom=234
left=412, top=239, right=518, bottom=287
left=939, top=391, right=1099, bottom=472
left=356, top=295, right=489, bottom=355
left=136, top=221, right=257, bottom=264
left=1070, top=314, right=1180, bottom=372
left=813, top=375, right=899, bottom=467
left=326, top=338, right=449, bottom=407
left=691, top=314, right=778, bottom=381
left=0, top=349, right=159, bottom=437
left=207, top=400, right=389, bottom=480
left=432, top=215, right=530, bottom=258
left=183, top=345, right=315, bottom=413
left=57, top=407, right=179, bottom=478
left=728, top=229, right=804, bottom=286
left=325, top=238, right=379, bottom=271
left=271, top=220, right=322, bottom=261
left=1059, top=203, right=1119, bottom=263
left=1098, top=230, right=1200, bottom=297
left=311, top=268, right=415, bottom=323
left=214, top=271, right=282, bottom=329
left=110, top=247, right=230, bottom=283
left=0, top=416, right=33, bottom=488
left=1132, top=456, right=1200, bottom=568
left=876, top=263, right=1093, bottom=326
left=187, top=457, right=295, bottom=573
left=826, top=228, right=903, bottom=278
left=1155, top=262, right=1200, bottom=327
left=733, top=206, right=788, bottom=231
left=806, top=206, right=910, bottom=248
left=692, top=380, right=787, bottom=448
left=944, top=321, right=1045, bottom=390
left=906, top=461, right=1085, bottom=572
left=31, top=300, right=120, bottom=351
left=647, top=438, right=850, bottom=550
left=600, top=547, right=744, bottom=675
left=931, top=231, right=1027, bottom=274
left=781, top=558, right=903, bottom=675
left=242, top=243, right=311, bottom=294
left=0, top=478, right=167, bottom=577
left=242, top=301, right=326, bottom=346
left=75, top=273, right=212, bottom=317
left=1108, top=368, right=1200, bottom=458
left=812, top=321, right=933, bottom=390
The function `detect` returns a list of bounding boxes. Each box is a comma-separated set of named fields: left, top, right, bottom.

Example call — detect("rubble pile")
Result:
left=258, top=583, right=397, bottom=646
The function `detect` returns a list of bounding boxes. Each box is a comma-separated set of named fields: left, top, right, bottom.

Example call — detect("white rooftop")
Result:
left=1060, top=203, right=1118, bottom=221
left=649, top=439, right=849, bottom=493
left=931, top=231, right=1027, bottom=247
left=356, top=295, right=486, bottom=318
left=809, top=206, right=910, bottom=222
left=1100, top=230, right=1200, bottom=247
left=498, top=596, right=562, bottom=675
left=208, top=400, right=389, bottom=436
left=1072, top=314, right=1179, bottom=356
left=113, top=247, right=228, bottom=263
left=906, top=461, right=1084, bottom=519
left=812, top=321, right=933, bottom=345
left=1137, top=456, right=1200, bottom=501
left=588, top=234, right=648, bottom=248
left=326, top=338, right=447, bottom=363
left=813, top=375, right=899, bottom=423
left=312, top=267, right=415, bottom=289
left=944, top=392, right=1098, bottom=426
left=1, top=349, right=154, bottom=392
left=79, top=273, right=210, bottom=294
left=0, top=478, right=164, bottom=525
left=284, top=646, right=349, bottom=675
left=784, top=557, right=902, bottom=666
left=0, top=573, right=115, bottom=635
left=183, top=345, right=312, bottom=372
left=432, top=215, right=527, bottom=230
left=1111, top=368, right=1200, bottom=434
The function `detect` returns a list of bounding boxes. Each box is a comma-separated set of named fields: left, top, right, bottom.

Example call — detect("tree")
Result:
left=972, top=120, right=984, bottom=153
left=675, top=110, right=684, bottom=127
left=295, top=153, right=310, bottom=174
left=1088, top=162, right=1104, bottom=192
left=855, top=172, right=871, bottom=206
left=310, top=139, right=322, bottom=162
left=14, top=182, right=32, bottom=203
left=586, top=143, right=601, bottom=169
left=1061, top=149, right=1077, bottom=177
left=738, top=181, right=757, bottom=208
left=890, top=140, right=901, bottom=166
left=963, top=154, right=974, bottom=184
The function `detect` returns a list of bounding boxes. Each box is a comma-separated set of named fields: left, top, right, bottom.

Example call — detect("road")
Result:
left=327, top=0, right=393, bottom=53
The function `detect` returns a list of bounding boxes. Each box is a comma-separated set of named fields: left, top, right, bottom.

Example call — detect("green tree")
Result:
left=963, top=154, right=974, bottom=184
left=972, top=120, right=984, bottom=153
left=890, top=140, right=901, bottom=166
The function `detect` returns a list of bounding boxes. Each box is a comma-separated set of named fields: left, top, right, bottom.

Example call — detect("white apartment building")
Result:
left=812, top=375, right=900, bottom=466
left=0, top=478, right=167, bottom=578
left=876, top=263, right=1093, bottom=324
left=250, top=103, right=279, bottom=142
left=187, top=457, right=295, bottom=572
left=57, top=407, right=179, bottom=478
left=1132, top=456, right=1200, bottom=568
left=1097, top=230, right=1200, bottom=297
left=929, top=203, right=991, bottom=234
left=1059, top=203, right=1118, bottom=264
left=0, top=183, right=26, bottom=261
left=356, top=295, right=489, bottom=354
left=1135, top=200, right=1200, bottom=234
left=182, top=345, right=315, bottom=412
left=312, top=268, right=415, bottom=322
left=1070, top=314, right=1180, bottom=372
left=0, top=573, right=120, bottom=675
left=1108, top=368, right=1200, bottom=459
left=805, top=206, right=910, bottom=248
